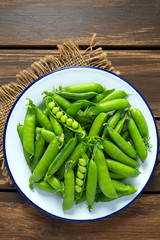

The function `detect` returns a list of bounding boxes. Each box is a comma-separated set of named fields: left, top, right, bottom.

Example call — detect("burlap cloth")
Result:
left=0, top=37, right=120, bottom=184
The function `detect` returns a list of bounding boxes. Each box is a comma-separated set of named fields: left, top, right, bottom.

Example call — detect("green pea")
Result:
left=66, top=118, right=73, bottom=126
left=75, top=185, right=82, bottom=193
left=76, top=178, right=84, bottom=186
left=78, top=165, right=86, bottom=173
left=77, top=171, right=85, bottom=179
left=56, top=111, right=63, bottom=119
left=79, top=158, right=87, bottom=167
left=72, top=121, right=79, bottom=129
left=52, top=107, right=59, bottom=114
left=48, top=101, right=55, bottom=109
left=61, top=115, right=68, bottom=123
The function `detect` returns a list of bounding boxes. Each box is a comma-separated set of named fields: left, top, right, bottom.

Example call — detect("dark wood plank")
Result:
left=0, top=192, right=160, bottom=240
left=0, top=50, right=160, bottom=116
left=0, top=0, right=160, bottom=46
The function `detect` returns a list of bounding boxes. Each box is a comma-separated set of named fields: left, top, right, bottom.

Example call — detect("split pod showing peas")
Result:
left=75, top=151, right=89, bottom=200
left=46, top=96, right=85, bottom=137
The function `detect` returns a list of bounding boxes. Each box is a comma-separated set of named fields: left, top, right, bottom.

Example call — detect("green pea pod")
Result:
left=55, top=141, right=87, bottom=180
left=30, top=132, right=46, bottom=172
left=92, top=88, right=115, bottom=103
left=111, top=179, right=129, bottom=192
left=63, top=161, right=75, bottom=212
left=88, top=99, right=130, bottom=116
left=40, top=128, right=56, bottom=143
left=100, top=90, right=128, bottom=103
left=127, top=118, right=147, bottom=162
left=49, top=113, right=63, bottom=136
left=23, top=99, right=36, bottom=155
left=102, top=139, right=139, bottom=168
left=94, top=147, right=117, bottom=199
left=121, top=130, right=130, bottom=140
left=64, top=82, right=105, bottom=93
left=47, top=175, right=64, bottom=193
left=109, top=171, right=125, bottom=180
left=107, top=125, right=137, bottom=159
left=45, top=137, right=77, bottom=179
left=95, top=184, right=137, bottom=202
left=34, top=179, right=63, bottom=195
left=76, top=192, right=86, bottom=205
left=58, top=91, right=98, bottom=101
left=36, top=127, right=42, bottom=134
left=74, top=100, right=96, bottom=109
left=89, top=112, right=108, bottom=137
left=46, top=96, right=85, bottom=137
left=66, top=102, right=82, bottom=117
left=17, top=124, right=32, bottom=166
left=106, top=159, right=140, bottom=178
left=114, top=112, right=128, bottom=134
left=29, top=137, right=62, bottom=185
left=86, top=159, right=97, bottom=212
left=102, top=110, right=122, bottom=138
left=130, top=108, right=149, bottom=138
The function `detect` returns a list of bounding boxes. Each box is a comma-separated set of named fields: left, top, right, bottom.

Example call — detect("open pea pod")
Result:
left=46, top=96, right=85, bottom=137
left=75, top=151, right=89, bottom=200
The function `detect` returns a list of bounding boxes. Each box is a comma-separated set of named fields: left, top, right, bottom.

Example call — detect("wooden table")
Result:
left=0, top=1, right=160, bottom=239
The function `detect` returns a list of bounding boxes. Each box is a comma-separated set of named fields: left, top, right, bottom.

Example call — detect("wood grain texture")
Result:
left=0, top=192, right=160, bottom=240
left=0, top=0, right=160, bottom=46
left=0, top=49, right=160, bottom=116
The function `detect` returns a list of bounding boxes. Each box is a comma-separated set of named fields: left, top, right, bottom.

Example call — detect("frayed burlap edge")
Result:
left=0, top=36, right=120, bottom=184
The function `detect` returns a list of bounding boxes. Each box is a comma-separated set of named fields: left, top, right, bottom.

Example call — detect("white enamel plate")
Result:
left=3, top=66, right=159, bottom=222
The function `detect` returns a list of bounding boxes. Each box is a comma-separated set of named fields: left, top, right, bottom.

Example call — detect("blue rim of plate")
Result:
left=3, top=66, right=159, bottom=222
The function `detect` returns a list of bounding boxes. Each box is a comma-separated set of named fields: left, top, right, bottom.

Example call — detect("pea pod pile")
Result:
left=17, top=82, right=151, bottom=212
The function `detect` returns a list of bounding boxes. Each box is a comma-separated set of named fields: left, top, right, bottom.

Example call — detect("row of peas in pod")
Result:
left=17, top=82, right=150, bottom=212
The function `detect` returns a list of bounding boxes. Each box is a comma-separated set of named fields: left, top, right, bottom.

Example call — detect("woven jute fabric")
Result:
left=0, top=38, right=120, bottom=184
